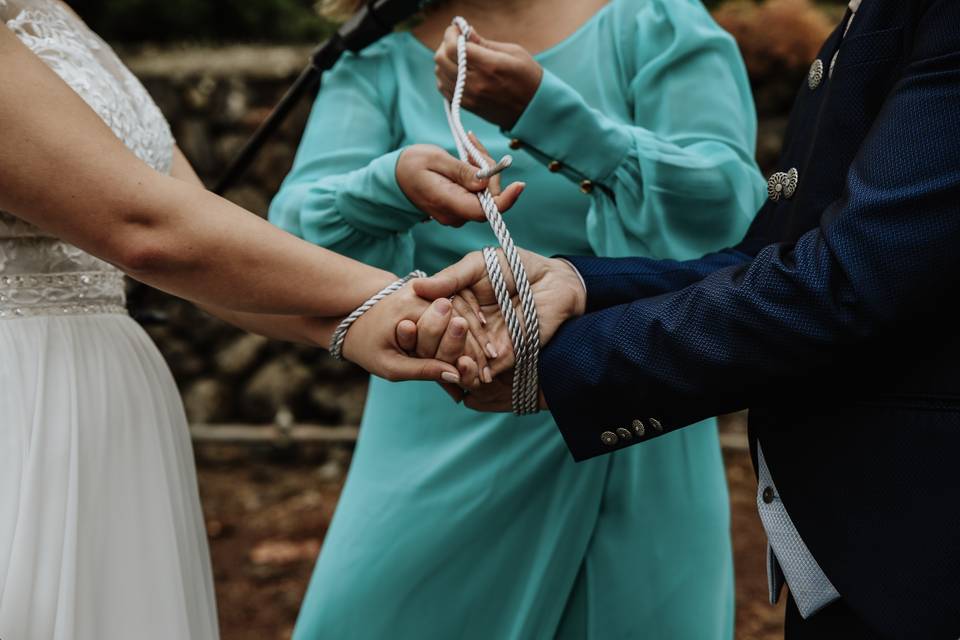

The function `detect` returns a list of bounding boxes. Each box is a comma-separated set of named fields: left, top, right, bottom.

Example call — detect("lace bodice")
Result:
left=0, top=0, right=173, bottom=317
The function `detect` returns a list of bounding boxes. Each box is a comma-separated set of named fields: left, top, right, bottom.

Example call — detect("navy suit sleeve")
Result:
left=541, top=1, right=960, bottom=461
left=564, top=249, right=753, bottom=313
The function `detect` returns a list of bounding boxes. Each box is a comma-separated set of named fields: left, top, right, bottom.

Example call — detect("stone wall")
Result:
left=123, top=45, right=369, bottom=426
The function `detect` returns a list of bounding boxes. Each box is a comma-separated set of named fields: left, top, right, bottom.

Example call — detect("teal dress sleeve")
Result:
left=268, top=45, right=422, bottom=275
left=505, top=0, right=766, bottom=259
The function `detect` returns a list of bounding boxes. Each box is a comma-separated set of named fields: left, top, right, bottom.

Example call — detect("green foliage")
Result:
left=67, top=0, right=336, bottom=43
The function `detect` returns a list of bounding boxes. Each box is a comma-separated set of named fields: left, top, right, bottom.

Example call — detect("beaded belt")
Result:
left=0, top=271, right=127, bottom=318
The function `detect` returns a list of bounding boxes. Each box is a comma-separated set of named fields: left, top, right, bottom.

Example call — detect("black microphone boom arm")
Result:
left=213, top=0, right=424, bottom=195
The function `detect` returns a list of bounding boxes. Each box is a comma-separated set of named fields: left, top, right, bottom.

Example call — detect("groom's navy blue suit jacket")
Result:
left=540, top=1, right=960, bottom=637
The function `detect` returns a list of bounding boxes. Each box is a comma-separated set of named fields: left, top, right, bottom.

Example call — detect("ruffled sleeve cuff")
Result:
left=335, top=148, right=426, bottom=237
left=504, top=69, right=632, bottom=185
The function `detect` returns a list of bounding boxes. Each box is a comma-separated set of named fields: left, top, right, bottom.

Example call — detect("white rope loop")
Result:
left=330, top=271, right=427, bottom=361
left=444, top=17, right=540, bottom=414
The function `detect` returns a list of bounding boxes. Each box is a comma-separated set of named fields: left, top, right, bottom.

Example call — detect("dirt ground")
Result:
left=197, top=440, right=784, bottom=640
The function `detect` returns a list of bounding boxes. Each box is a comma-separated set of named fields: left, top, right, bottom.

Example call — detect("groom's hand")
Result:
left=414, top=248, right=586, bottom=375
left=402, top=248, right=586, bottom=410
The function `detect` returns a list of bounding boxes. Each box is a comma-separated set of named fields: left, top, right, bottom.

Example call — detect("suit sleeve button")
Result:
left=648, top=417, right=664, bottom=432
left=616, top=428, right=632, bottom=441
left=600, top=431, right=619, bottom=447
left=631, top=419, right=646, bottom=437
left=508, top=138, right=522, bottom=150
left=548, top=160, right=562, bottom=172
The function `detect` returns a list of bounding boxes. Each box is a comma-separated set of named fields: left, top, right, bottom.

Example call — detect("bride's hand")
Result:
left=396, top=144, right=524, bottom=227
left=403, top=249, right=586, bottom=410
left=341, top=280, right=490, bottom=384
left=416, top=249, right=586, bottom=376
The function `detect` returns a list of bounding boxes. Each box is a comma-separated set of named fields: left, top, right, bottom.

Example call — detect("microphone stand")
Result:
left=212, top=38, right=342, bottom=195
left=213, top=0, right=422, bottom=195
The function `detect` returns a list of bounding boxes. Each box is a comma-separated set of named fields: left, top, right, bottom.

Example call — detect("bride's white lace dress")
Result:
left=0, top=1, right=219, bottom=637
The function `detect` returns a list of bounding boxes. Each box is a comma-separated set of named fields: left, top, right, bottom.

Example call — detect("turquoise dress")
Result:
left=270, top=0, right=765, bottom=637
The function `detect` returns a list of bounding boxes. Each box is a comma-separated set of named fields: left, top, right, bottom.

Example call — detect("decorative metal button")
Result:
left=808, top=59, right=824, bottom=90
left=762, top=486, right=775, bottom=504
left=829, top=50, right=839, bottom=78
left=631, top=419, right=646, bottom=437
left=508, top=138, right=522, bottom=150
left=600, top=430, right=619, bottom=447
left=579, top=179, right=594, bottom=194
left=547, top=160, right=562, bottom=172
left=616, top=427, right=632, bottom=441
left=767, top=168, right=798, bottom=202
left=648, top=417, right=664, bottom=432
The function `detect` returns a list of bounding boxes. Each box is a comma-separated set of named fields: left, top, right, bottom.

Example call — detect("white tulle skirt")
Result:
left=0, top=313, right=219, bottom=639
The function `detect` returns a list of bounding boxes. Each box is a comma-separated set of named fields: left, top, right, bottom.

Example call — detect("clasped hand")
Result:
left=339, top=246, right=585, bottom=413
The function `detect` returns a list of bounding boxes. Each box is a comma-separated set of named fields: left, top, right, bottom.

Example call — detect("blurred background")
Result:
left=65, top=1, right=849, bottom=638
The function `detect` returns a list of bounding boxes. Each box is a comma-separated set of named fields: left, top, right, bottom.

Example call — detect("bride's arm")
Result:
left=0, top=27, right=392, bottom=317
left=167, top=147, right=489, bottom=384
left=0, top=27, right=474, bottom=382
left=163, top=146, right=336, bottom=345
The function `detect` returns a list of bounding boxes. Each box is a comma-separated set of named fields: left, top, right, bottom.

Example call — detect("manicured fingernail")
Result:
left=434, top=298, right=451, bottom=315
left=485, top=342, right=499, bottom=358
left=477, top=310, right=488, bottom=326
left=482, top=367, right=493, bottom=383
left=441, top=371, right=461, bottom=384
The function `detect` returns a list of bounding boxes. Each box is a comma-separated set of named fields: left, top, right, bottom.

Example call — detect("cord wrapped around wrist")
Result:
left=330, top=271, right=426, bottom=361
left=444, top=17, right=541, bottom=414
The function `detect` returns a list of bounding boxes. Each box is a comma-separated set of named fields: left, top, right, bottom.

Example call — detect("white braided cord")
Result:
left=444, top=17, right=540, bottom=414
left=330, top=270, right=427, bottom=361
left=482, top=247, right=527, bottom=412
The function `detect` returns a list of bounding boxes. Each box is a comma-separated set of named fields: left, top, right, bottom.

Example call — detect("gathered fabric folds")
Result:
left=0, top=314, right=219, bottom=640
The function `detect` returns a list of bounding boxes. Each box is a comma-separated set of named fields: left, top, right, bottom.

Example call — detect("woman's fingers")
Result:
left=463, top=331, right=488, bottom=373
left=436, top=315, right=469, bottom=364
left=425, top=156, right=490, bottom=224
left=441, top=24, right=460, bottom=62
left=493, top=181, right=526, bottom=213
left=456, top=354, right=481, bottom=388
left=384, top=353, right=460, bottom=384
left=451, top=295, right=489, bottom=357
left=433, top=151, right=488, bottom=192
left=434, top=54, right=458, bottom=89
left=415, top=297, right=453, bottom=358
left=396, top=318, right=417, bottom=353
left=466, top=132, right=501, bottom=194
left=458, top=287, right=487, bottom=328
